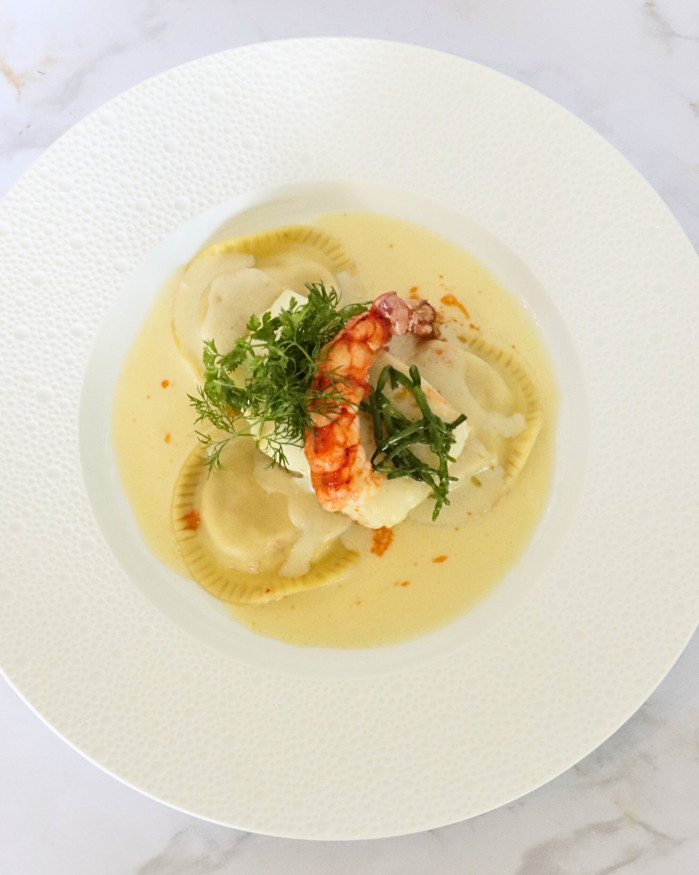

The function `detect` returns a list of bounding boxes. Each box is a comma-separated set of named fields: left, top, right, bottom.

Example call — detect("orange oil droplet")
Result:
left=440, top=294, right=470, bottom=319
left=181, top=509, right=201, bottom=531
left=371, top=526, right=394, bottom=556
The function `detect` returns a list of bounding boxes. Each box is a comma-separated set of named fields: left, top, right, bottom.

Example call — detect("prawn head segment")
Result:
left=304, top=293, right=436, bottom=513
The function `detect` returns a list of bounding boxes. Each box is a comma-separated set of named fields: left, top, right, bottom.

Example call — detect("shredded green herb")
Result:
left=189, top=282, right=369, bottom=469
left=360, top=365, right=467, bottom=520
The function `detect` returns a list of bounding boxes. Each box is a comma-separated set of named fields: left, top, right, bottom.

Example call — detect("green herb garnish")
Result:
left=189, top=282, right=369, bottom=469
left=360, top=364, right=467, bottom=520
left=191, top=286, right=466, bottom=520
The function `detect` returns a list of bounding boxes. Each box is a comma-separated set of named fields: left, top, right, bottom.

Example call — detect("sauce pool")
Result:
left=112, top=211, right=557, bottom=648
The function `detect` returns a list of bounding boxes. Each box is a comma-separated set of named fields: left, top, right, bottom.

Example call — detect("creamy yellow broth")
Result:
left=112, top=212, right=557, bottom=648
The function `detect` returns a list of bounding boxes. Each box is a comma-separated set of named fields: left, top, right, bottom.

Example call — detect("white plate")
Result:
left=0, top=39, right=697, bottom=839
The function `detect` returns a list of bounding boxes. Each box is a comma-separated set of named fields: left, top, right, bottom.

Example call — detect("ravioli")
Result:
left=172, top=441, right=357, bottom=603
left=172, top=225, right=359, bottom=376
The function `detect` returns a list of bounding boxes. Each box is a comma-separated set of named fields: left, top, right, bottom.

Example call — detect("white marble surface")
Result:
left=1, top=0, right=698, bottom=871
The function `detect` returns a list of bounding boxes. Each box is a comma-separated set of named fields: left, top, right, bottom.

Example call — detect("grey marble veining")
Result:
left=1, top=0, right=698, bottom=872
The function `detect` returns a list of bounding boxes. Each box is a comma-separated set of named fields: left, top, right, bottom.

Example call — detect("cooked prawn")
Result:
left=304, top=292, right=436, bottom=512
